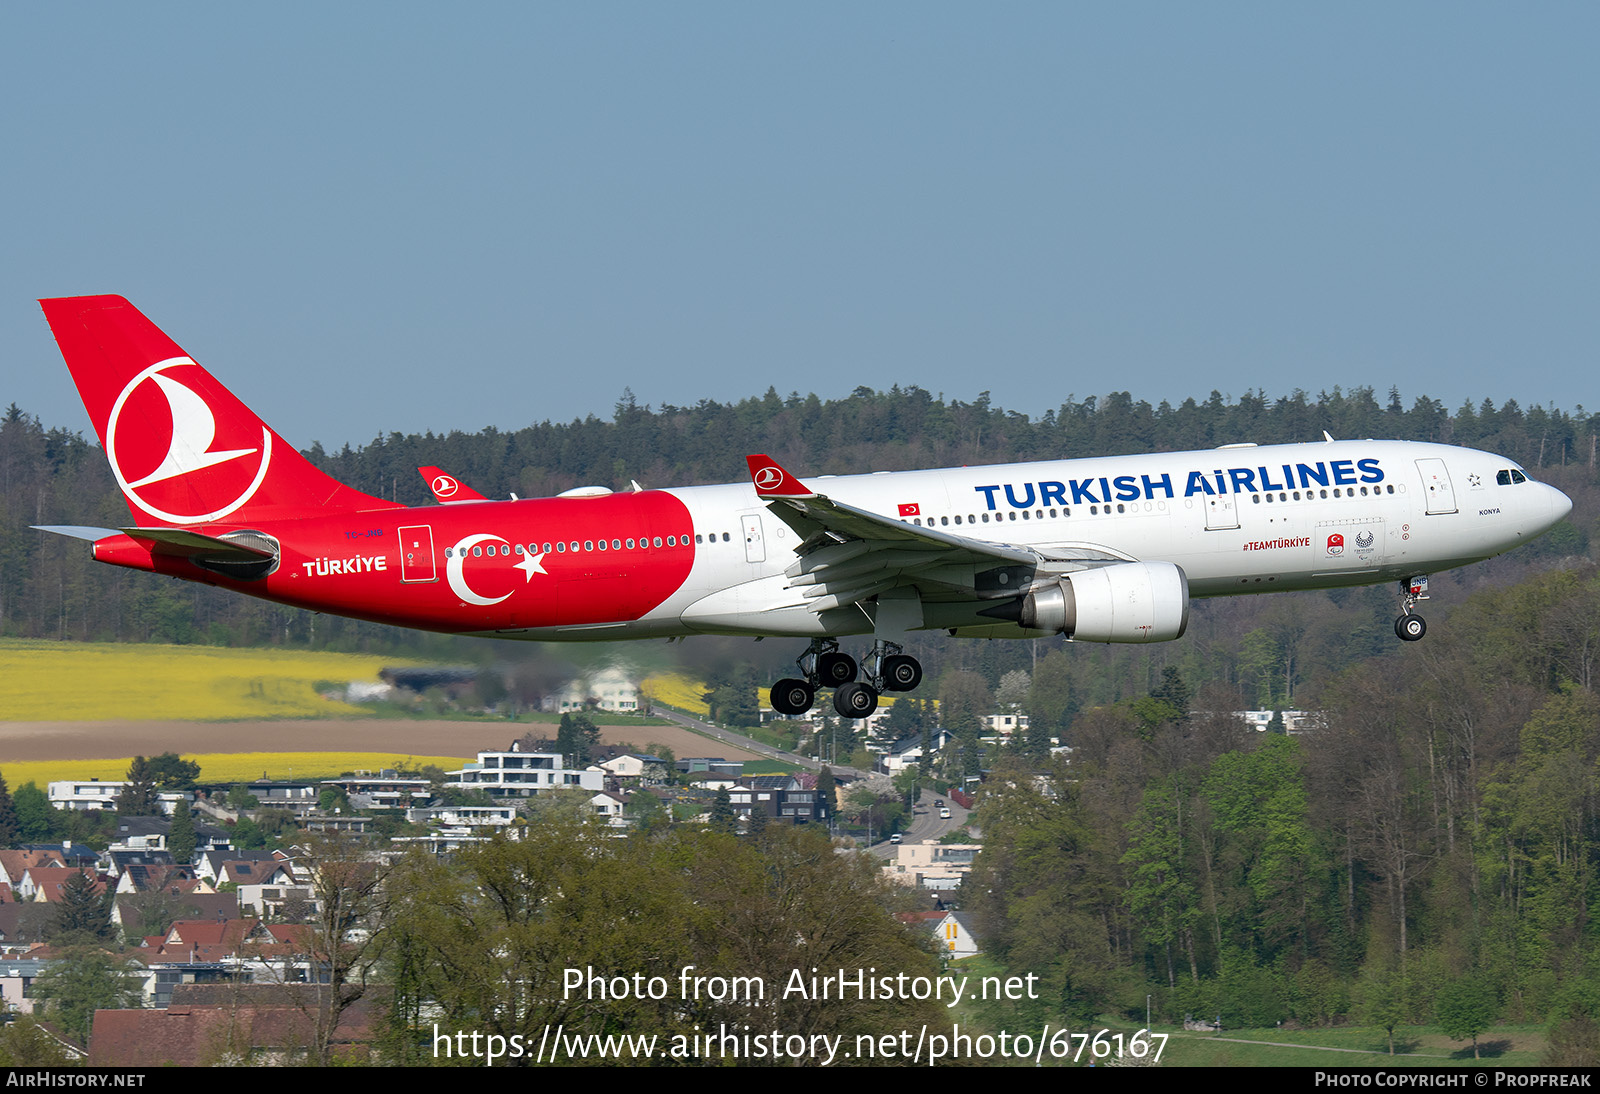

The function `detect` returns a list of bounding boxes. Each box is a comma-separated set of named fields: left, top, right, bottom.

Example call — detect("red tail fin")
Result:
left=40, top=295, right=398, bottom=526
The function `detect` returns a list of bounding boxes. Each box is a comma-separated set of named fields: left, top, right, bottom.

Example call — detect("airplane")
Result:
left=35, top=295, right=1574, bottom=719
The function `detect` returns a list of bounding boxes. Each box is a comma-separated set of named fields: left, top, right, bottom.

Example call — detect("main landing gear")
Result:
left=1394, top=575, right=1429, bottom=642
left=769, top=638, right=924, bottom=720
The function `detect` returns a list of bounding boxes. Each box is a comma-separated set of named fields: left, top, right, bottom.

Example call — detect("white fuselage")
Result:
left=503, top=438, right=1570, bottom=640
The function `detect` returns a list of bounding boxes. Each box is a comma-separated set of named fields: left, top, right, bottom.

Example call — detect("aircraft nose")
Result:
left=1541, top=483, right=1573, bottom=532
left=1551, top=484, right=1574, bottom=524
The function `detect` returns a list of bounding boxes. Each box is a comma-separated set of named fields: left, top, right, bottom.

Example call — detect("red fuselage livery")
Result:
left=37, top=296, right=1573, bottom=718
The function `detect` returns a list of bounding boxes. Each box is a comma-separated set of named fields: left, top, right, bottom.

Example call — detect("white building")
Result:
left=1236, top=710, right=1316, bottom=734
left=548, top=666, right=640, bottom=713
left=49, top=781, right=121, bottom=812
left=884, top=843, right=982, bottom=891
left=982, top=713, right=1030, bottom=737
left=445, top=751, right=603, bottom=800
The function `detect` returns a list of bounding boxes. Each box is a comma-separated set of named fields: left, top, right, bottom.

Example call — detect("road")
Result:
left=653, top=707, right=869, bottom=778
left=653, top=706, right=977, bottom=857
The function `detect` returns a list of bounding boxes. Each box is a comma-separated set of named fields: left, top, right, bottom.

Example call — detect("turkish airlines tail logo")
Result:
left=41, top=295, right=398, bottom=526
left=107, top=359, right=273, bottom=523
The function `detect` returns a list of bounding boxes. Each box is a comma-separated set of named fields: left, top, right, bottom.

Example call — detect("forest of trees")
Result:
left=969, top=565, right=1600, bottom=1043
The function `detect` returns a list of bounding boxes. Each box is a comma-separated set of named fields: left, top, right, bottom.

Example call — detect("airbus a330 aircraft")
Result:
left=36, top=296, right=1573, bottom=718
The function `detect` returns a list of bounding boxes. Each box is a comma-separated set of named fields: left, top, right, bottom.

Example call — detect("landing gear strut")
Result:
left=1394, top=576, right=1429, bottom=642
left=768, top=638, right=924, bottom=720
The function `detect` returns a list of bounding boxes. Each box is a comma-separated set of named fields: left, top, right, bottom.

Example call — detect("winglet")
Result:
left=746, top=455, right=816, bottom=499
left=419, top=466, right=487, bottom=502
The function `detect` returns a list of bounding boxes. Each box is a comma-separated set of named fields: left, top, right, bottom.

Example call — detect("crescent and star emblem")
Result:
left=447, top=533, right=547, bottom=606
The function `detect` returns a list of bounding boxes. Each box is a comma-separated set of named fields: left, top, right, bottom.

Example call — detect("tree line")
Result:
left=966, top=564, right=1600, bottom=1057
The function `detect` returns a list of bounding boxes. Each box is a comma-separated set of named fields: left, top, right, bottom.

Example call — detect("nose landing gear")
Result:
left=1394, top=576, right=1429, bottom=642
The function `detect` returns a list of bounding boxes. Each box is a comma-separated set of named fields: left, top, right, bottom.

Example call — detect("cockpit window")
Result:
left=1497, top=470, right=1512, bottom=486
left=1511, top=469, right=1527, bottom=484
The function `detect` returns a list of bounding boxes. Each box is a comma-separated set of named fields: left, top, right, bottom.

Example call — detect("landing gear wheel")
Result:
left=1395, top=614, right=1427, bottom=642
left=833, top=681, right=879, bottom=719
left=770, top=678, right=815, bottom=716
left=816, top=652, right=857, bottom=687
left=881, top=654, right=923, bottom=692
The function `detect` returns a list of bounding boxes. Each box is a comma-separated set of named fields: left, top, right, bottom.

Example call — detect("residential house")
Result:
left=47, top=779, right=124, bottom=812
left=598, top=754, right=670, bottom=786
left=728, top=775, right=827, bottom=825
left=406, top=803, right=520, bottom=830
left=884, top=843, right=982, bottom=891
left=319, top=772, right=432, bottom=810
left=547, top=665, right=640, bottom=713
left=17, top=865, right=106, bottom=903
left=90, top=987, right=376, bottom=1065
left=197, top=850, right=292, bottom=886
left=444, top=750, right=602, bottom=800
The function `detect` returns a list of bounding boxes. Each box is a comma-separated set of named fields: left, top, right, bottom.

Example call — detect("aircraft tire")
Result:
left=833, top=682, right=879, bottom=719
left=1395, top=614, right=1427, bottom=642
left=770, top=678, right=815, bottom=717
left=882, top=654, right=923, bottom=691
left=817, top=652, right=857, bottom=686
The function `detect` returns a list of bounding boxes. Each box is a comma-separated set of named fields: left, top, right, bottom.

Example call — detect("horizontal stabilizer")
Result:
left=119, top=526, right=278, bottom=561
left=32, top=525, right=121, bottom=542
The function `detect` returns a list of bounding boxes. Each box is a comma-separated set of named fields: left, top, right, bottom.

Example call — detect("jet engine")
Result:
left=1018, top=561, right=1189, bottom=643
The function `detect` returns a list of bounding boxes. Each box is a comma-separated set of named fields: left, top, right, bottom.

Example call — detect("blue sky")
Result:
left=5, top=4, right=1596, bottom=453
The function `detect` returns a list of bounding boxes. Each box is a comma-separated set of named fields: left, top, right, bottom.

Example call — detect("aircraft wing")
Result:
left=745, top=455, right=1129, bottom=613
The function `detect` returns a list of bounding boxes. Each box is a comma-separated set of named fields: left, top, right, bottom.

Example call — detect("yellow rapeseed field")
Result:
left=639, top=672, right=712, bottom=715
left=0, top=752, right=474, bottom=790
left=0, top=640, right=419, bottom=721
